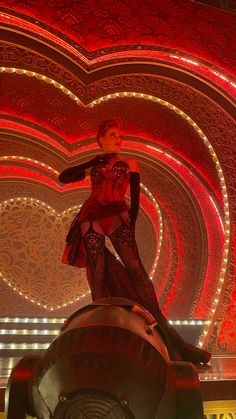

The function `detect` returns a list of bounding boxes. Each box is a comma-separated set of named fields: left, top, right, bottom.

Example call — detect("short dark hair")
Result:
left=96, top=118, right=121, bottom=145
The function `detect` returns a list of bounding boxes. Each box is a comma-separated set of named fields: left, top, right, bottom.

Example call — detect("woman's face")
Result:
left=99, top=126, right=122, bottom=153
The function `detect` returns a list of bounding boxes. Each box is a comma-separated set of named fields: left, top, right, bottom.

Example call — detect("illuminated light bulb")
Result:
left=5, top=67, right=13, bottom=73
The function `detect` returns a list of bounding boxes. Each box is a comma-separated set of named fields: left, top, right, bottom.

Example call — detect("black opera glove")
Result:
left=58, top=154, right=112, bottom=184
left=129, top=172, right=140, bottom=229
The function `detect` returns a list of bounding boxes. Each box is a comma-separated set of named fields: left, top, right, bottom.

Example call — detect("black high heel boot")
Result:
left=156, top=312, right=211, bottom=364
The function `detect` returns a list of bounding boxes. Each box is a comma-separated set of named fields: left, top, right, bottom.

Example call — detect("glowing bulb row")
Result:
left=0, top=342, right=50, bottom=350
left=0, top=197, right=83, bottom=219
left=2, top=322, right=211, bottom=336
left=0, top=329, right=59, bottom=335
left=0, top=317, right=206, bottom=326
left=0, top=67, right=82, bottom=104
left=0, top=156, right=58, bottom=174
left=168, top=320, right=210, bottom=326
left=0, top=317, right=64, bottom=323
left=199, top=170, right=230, bottom=346
left=202, top=375, right=221, bottom=381
left=0, top=269, right=90, bottom=311
left=140, top=182, right=163, bottom=279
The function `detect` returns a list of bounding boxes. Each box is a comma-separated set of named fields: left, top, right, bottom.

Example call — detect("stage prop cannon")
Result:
left=5, top=297, right=204, bottom=419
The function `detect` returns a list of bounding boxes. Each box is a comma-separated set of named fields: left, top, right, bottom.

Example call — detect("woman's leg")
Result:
left=109, top=216, right=211, bottom=364
left=81, top=221, right=108, bottom=300
left=108, top=216, right=160, bottom=320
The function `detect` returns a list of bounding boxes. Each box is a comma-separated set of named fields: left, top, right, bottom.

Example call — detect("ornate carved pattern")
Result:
left=0, top=190, right=156, bottom=314
left=208, top=252, right=236, bottom=353
left=155, top=212, right=178, bottom=310
left=0, top=276, right=89, bottom=317
left=0, top=198, right=89, bottom=309
left=1, top=0, right=236, bottom=72
left=0, top=134, right=64, bottom=171
left=0, top=42, right=86, bottom=97
left=142, top=166, right=207, bottom=318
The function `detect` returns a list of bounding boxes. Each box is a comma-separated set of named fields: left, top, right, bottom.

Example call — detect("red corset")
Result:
left=79, top=160, right=130, bottom=221
left=91, top=160, right=130, bottom=202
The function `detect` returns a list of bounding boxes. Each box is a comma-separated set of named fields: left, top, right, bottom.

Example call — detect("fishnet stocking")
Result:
left=83, top=223, right=108, bottom=300
left=109, top=221, right=160, bottom=319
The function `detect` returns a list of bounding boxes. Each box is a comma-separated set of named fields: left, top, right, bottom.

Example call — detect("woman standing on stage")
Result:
left=59, top=118, right=211, bottom=364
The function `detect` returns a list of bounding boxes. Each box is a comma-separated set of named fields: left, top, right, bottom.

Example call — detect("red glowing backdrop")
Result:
left=0, top=0, right=235, bottom=354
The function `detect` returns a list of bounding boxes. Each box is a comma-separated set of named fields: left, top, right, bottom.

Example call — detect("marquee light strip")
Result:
left=0, top=317, right=210, bottom=325
left=0, top=67, right=230, bottom=347
left=0, top=329, right=59, bottom=335
left=0, top=67, right=83, bottom=104
left=0, top=317, right=64, bottom=323
left=0, top=320, right=211, bottom=352
left=0, top=342, right=50, bottom=350
left=0, top=155, right=58, bottom=174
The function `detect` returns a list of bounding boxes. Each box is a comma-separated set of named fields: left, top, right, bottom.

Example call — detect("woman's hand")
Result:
left=89, top=154, right=112, bottom=166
